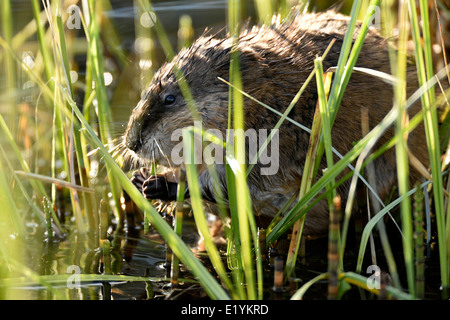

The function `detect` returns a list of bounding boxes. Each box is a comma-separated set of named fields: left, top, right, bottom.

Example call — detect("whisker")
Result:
left=153, top=138, right=178, bottom=182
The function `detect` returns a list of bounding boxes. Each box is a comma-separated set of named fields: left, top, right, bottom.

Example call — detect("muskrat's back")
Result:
left=123, top=10, right=429, bottom=236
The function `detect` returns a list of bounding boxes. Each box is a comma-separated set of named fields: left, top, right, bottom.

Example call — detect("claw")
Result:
left=130, top=168, right=180, bottom=201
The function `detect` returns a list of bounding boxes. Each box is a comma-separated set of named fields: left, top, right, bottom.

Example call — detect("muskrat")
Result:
left=122, top=10, right=429, bottom=236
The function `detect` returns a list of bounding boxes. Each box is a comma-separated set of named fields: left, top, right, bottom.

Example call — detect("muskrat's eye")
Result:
left=164, top=94, right=176, bottom=105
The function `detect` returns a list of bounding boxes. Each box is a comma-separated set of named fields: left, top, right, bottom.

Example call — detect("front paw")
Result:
left=142, top=175, right=178, bottom=201
left=130, top=167, right=151, bottom=192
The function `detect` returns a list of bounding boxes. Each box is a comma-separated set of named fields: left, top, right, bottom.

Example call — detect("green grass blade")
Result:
left=227, top=0, right=259, bottom=300
left=0, top=113, right=48, bottom=199
left=0, top=153, right=25, bottom=237
left=1, top=0, right=17, bottom=135
left=183, top=128, right=237, bottom=298
left=340, top=272, right=416, bottom=300
left=394, top=0, right=414, bottom=297
left=408, top=0, right=448, bottom=296
left=326, top=0, right=362, bottom=121
left=315, top=57, right=336, bottom=202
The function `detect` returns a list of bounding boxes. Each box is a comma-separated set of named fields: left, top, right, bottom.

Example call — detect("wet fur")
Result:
left=123, top=10, right=429, bottom=235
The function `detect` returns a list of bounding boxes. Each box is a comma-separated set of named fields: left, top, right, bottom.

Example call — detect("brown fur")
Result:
left=123, top=11, right=429, bottom=235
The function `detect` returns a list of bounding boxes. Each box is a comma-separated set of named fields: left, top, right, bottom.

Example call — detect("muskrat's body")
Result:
left=123, top=10, right=428, bottom=236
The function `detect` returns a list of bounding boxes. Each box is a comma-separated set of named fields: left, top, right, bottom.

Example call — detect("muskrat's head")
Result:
left=123, top=27, right=312, bottom=169
left=123, top=37, right=234, bottom=167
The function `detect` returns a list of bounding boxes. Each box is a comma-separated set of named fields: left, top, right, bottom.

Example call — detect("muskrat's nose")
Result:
left=124, top=120, right=143, bottom=152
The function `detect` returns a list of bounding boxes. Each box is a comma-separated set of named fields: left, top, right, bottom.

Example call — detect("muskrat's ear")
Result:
left=155, top=81, right=163, bottom=92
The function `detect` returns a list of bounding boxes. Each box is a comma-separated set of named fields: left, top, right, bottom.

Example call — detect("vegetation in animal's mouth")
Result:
left=0, top=0, right=449, bottom=302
